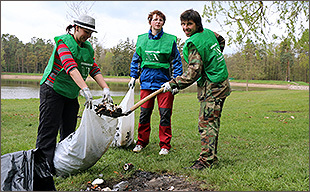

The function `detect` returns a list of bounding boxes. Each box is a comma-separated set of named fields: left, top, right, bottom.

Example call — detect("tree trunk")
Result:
left=286, top=60, right=290, bottom=81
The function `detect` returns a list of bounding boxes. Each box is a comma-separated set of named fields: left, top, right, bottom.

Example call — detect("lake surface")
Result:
left=1, top=80, right=136, bottom=99
left=1, top=79, right=276, bottom=99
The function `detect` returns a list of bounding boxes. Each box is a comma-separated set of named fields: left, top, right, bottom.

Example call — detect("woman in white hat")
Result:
left=36, top=15, right=112, bottom=175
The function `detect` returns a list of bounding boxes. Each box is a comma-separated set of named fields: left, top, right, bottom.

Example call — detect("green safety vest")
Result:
left=40, top=34, right=94, bottom=99
left=183, top=28, right=228, bottom=85
left=136, top=33, right=176, bottom=69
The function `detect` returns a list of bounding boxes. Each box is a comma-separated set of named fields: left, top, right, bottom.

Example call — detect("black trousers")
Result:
left=36, top=83, right=79, bottom=172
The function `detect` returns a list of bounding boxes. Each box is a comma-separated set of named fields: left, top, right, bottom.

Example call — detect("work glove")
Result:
left=171, top=88, right=179, bottom=95
left=81, top=87, right=93, bottom=109
left=161, top=82, right=172, bottom=93
left=102, top=88, right=113, bottom=103
left=128, top=77, right=136, bottom=89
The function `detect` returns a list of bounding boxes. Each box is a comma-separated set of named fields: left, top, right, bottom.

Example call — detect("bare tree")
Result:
left=65, top=1, right=96, bottom=21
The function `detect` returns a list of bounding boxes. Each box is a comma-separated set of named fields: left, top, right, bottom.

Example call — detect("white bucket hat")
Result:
left=74, top=15, right=97, bottom=33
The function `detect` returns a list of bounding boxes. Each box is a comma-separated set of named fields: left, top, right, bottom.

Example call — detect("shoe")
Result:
left=133, top=145, right=143, bottom=153
left=185, top=160, right=211, bottom=170
left=159, top=148, right=169, bottom=155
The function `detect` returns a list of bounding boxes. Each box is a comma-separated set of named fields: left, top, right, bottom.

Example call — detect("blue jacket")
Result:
left=130, top=29, right=183, bottom=90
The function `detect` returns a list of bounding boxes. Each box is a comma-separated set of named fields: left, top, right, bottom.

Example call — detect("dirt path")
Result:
left=1, top=74, right=308, bottom=90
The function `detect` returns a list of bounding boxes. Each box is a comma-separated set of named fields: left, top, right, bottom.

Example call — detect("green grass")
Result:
left=1, top=89, right=309, bottom=191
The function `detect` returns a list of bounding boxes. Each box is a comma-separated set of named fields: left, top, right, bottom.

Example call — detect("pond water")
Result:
left=1, top=80, right=135, bottom=99
left=1, top=79, right=275, bottom=99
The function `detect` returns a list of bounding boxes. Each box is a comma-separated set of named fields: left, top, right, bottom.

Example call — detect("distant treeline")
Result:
left=1, top=29, right=309, bottom=82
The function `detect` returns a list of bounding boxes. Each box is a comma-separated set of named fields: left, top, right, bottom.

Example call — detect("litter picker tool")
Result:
left=95, top=87, right=164, bottom=118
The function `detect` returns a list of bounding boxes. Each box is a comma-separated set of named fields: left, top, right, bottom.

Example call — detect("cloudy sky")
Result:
left=1, top=1, right=237, bottom=54
left=2, top=1, right=307, bottom=55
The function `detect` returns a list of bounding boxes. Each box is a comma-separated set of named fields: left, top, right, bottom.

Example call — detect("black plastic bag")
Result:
left=1, top=148, right=56, bottom=191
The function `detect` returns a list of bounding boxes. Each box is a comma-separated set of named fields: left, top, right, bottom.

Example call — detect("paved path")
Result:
left=1, top=74, right=308, bottom=90
left=228, top=82, right=309, bottom=90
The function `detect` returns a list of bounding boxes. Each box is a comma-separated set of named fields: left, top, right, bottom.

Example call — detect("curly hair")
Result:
left=148, top=10, right=166, bottom=25
left=180, top=9, right=204, bottom=32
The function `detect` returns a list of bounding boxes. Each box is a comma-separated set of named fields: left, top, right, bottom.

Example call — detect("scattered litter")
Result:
left=112, top=181, right=129, bottom=191
left=102, top=187, right=112, bottom=191
left=85, top=180, right=108, bottom=191
left=92, top=178, right=104, bottom=185
left=81, top=170, right=203, bottom=191
left=123, top=163, right=134, bottom=171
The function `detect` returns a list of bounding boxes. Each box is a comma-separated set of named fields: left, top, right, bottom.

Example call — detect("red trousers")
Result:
left=136, top=89, right=174, bottom=150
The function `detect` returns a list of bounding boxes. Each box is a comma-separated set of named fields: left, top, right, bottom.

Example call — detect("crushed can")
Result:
left=123, top=163, right=134, bottom=171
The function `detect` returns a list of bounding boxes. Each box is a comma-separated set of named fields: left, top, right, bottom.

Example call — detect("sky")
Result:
left=1, top=1, right=237, bottom=54
left=2, top=1, right=308, bottom=55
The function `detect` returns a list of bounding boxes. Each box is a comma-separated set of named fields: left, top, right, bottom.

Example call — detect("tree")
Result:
left=203, top=1, right=309, bottom=83
left=1, top=34, right=21, bottom=72
left=225, top=52, right=243, bottom=79
left=1, top=47, right=6, bottom=71
left=292, top=29, right=309, bottom=82
left=242, top=39, right=261, bottom=90
left=279, top=38, right=294, bottom=81
left=110, top=38, right=135, bottom=76
left=24, top=42, right=36, bottom=73
left=15, top=42, right=26, bottom=73
left=100, top=50, right=114, bottom=75
left=203, top=1, right=309, bottom=46
left=89, top=36, right=104, bottom=67
left=66, top=1, right=96, bottom=20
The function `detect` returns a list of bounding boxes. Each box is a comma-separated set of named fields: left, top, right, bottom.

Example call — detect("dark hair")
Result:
left=66, top=24, right=76, bottom=34
left=180, top=9, right=203, bottom=32
left=148, top=10, right=166, bottom=25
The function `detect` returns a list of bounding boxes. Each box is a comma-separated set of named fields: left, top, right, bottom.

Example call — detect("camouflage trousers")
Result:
left=198, top=97, right=226, bottom=164
left=197, top=78, right=230, bottom=165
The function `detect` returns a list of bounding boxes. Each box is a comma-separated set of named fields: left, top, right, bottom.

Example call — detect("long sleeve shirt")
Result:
left=130, top=29, right=183, bottom=90
left=45, top=40, right=101, bottom=88
left=170, top=42, right=202, bottom=90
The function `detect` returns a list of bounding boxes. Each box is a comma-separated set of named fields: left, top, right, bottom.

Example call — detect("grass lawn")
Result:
left=1, top=89, right=309, bottom=191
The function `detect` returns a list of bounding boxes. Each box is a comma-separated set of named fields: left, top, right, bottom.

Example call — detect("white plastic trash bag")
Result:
left=53, top=99, right=118, bottom=177
left=111, top=88, right=135, bottom=147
